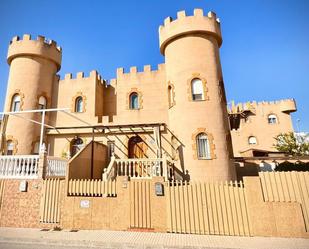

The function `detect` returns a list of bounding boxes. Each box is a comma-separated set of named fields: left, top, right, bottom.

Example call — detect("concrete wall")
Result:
left=0, top=179, right=43, bottom=228
left=0, top=172, right=308, bottom=238
left=61, top=176, right=166, bottom=231
left=244, top=176, right=307, bottom=238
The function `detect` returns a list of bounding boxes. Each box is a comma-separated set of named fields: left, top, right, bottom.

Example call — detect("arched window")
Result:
left=268, top=114, right=277, bottom=124
left=196, top=133, right=211, bottom=159
left=191, top=78, right=204, bottom=101
left=168, top=85, right=173, bottom=107
left=129, top=92, right=139, bottom=109
left=75, top=96, right=83, bottom=113
left=11, top=94, right=21, bottom=112
left=70, top=137, right=84, bottom=157
left=6, top=140, right=14, bottom=155
left=248, top=136, right=257, bottom=145
left=38, top=96, right=47, bottom=109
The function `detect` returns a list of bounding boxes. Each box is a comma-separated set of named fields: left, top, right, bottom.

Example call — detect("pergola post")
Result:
left=153, top=125, right=162, bottom=158
left=39, top=110, right=46, bottom=153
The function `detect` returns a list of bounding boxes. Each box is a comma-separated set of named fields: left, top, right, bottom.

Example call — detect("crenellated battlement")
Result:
left=159, top=9, right=222, bottom=55
left=116, top=63, right=165, bottom=78
left=60, top=70, right=106, bottom=85
left=228, top=99, right=297, bottom=114
left=9, top=34, right=62, bottom=51
left=7, top=34, right=62, bottom=71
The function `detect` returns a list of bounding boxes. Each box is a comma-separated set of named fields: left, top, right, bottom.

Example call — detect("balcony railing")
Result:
left=46, top=156, right=67, bottom=177
left=0, top=155, right=39, bottom=179
left=103, top=156, right=168, bottom=180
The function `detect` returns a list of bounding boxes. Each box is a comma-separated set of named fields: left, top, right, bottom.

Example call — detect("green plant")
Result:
left=274, top=132, right=309, bottom=156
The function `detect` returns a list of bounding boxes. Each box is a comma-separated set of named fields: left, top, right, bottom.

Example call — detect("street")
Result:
left=0, top=228, right=308, bottom=249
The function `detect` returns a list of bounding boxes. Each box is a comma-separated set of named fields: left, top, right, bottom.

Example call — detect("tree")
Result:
left=274, top=132, right=309, bottom=156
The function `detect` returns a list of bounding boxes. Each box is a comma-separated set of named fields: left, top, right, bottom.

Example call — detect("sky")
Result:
left=0, top=0, right=308, bottom=131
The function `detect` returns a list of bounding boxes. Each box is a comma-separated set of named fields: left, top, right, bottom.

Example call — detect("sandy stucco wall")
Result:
left=230, top=100, right=295, bottom=156
left=0, top=180, right=43, bottom=228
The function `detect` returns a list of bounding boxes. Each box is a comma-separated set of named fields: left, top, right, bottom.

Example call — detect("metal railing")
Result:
left=115, top=158, right=164, bottom=178
left=0, top=155, right=39, bottom=179
left=46, top=156, right=67, bottom=177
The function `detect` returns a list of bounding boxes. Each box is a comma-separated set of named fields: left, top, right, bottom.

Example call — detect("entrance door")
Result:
left=128, top=136, right=146, bottom=158
left=128, top=136, right=147, bottom=177
left=70, top=137, right=84, bottom=157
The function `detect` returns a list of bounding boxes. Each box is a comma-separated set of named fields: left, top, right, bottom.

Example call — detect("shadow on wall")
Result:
left=235, top=162, right=260, bottom=181
left=68, top=141, right=108, bottom=180
left=103, top=85, right=117, bottom=123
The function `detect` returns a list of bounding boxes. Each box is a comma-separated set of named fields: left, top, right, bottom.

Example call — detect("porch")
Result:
left=0, top=107, right=177, bottom=181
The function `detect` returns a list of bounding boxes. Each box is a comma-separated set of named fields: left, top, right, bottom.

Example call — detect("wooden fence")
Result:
left=259, top=171, right=309, bottom=231
left=166, top=181, right=250, bottom=236
left=68, top=179, right=117, bottom=197
left=0, top=180, right=4, bottom=208
left=40, top=179, right=63, bottom=224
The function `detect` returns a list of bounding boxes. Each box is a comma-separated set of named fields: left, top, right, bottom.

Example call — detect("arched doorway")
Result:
left=128, top=136, right=146, bottom=158
left=70, top=137, right=84, bottom=157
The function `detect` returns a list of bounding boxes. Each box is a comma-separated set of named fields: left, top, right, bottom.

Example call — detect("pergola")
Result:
left=0, top=108, right=95, bottom=155
left=0, top=108, right=165, bottom=158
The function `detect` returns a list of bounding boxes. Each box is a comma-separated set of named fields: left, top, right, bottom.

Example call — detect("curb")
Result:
left=0, top=237, right=221, bottom=249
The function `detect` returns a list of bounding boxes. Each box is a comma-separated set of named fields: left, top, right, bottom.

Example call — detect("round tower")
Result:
left=159, top=9, right=235, bottom=181
left=3, top=34, right=62, bottom=155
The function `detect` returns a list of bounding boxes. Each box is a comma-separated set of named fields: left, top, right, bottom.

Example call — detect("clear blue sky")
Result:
left=0, top=0, right=308, bottom=131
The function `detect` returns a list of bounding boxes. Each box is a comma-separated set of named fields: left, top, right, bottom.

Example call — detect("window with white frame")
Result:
left=6, top=140, right=14, bottom=155
left=248, top=136, right=257, bottom=145
left=191, top=78, right=204, bottom=101
left=129, top=92, right=139, bottom=109
left=268, top=114, right=277, bottom=124
left=38, top=96, right=47, bottom=109
left=11, top=94, right=21, bottom=112
left=75, top=96, right=83, bottom=113
left=196, top=133, right=211, bottom=159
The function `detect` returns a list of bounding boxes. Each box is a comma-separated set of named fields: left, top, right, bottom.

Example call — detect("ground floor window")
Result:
left=196, top=133, right=211, bottom=159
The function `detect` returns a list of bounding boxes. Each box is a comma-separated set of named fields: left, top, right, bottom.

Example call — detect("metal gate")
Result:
left=129, top=180, right=152, bottom=229
left=39, top=178, right=63, bottom=224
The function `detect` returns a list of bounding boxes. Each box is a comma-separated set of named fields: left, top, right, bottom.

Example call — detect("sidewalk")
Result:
left=0, top=227, right=308, bottom=249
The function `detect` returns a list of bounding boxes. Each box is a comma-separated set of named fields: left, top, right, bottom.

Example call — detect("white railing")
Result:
left=114, top=158, right=165, bottom=179
left=0, top=155, right=39, bottom=179
left=46, top=156, right=67, bottom=177
left=102, top=155, right=116, bottom=181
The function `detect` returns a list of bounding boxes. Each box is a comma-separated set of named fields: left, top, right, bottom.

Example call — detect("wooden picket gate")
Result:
left=40, top=178, right=63, bottom=224
left=129, top=180, right=152, bottom=229
left=68, top=179, right=117, bottom=197
left=166, top=181, right=250, bottom=236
